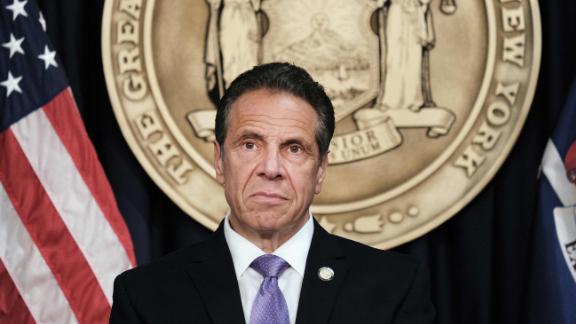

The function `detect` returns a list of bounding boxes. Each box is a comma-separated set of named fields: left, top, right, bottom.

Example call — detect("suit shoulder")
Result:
left=115, top=238, right=212, bottom=283
left=331, top=234, right=420, bottom=271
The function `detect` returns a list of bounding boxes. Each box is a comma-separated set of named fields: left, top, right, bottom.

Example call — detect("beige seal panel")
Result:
left=102, top=0, right=541, bottom=248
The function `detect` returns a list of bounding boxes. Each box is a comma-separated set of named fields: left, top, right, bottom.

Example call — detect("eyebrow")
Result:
left=232, top=130, right=264, bottom=143
left=233, top=130, right=314, bottom=151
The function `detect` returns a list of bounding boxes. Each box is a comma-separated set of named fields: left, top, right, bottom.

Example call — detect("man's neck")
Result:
left=228, top=215, right=310, bottom=253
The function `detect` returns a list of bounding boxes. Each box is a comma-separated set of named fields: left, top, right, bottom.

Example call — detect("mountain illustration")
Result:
left=273, top=23, right=369, bottom=71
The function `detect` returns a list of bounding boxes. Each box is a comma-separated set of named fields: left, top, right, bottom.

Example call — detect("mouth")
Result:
left=249, top=192, right=288, bottom=204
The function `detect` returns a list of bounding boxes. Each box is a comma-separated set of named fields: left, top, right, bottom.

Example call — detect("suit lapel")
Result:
left=295, top=221, right=349, bottom=324
left=184, top=225, right=246, bottom=324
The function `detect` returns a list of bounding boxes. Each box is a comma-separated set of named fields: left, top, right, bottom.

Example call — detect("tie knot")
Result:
left=250, top=254, right=289, bottom=278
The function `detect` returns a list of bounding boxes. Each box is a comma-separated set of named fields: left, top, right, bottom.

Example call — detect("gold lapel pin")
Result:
left=318, top=267, right=335, bottom=281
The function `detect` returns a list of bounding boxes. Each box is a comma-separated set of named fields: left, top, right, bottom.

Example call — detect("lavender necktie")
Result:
left=250, top=254, right=290, bottom=324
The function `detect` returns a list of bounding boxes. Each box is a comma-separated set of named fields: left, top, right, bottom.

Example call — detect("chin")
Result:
left=254, top=213, right=285, bottom=228
left=249, top=210, right=290, bottom=229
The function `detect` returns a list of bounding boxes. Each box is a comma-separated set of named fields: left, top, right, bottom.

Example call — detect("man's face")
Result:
left=214, top=88, right=327, bottom=242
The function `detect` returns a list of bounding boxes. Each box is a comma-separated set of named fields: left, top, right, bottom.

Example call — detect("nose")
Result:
left=258, top=147, right=284, bottom=180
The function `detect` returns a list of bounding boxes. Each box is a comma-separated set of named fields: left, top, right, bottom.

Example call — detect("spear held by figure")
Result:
left=205, top=0, right=225, bottom=99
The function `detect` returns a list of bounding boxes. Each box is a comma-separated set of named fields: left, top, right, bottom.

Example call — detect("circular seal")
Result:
left=102, top=0, right=541, bottom=248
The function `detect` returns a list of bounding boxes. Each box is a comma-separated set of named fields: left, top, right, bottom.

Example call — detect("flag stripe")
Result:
left=542, top=140, right=576, bottom=206
left=13, top=93, right=131, bottom=303
left=0, top=184, right=77, bottom=324
left=42, top=89, right=136, bottom=266
left=0, top=128, right=110, bottom=323
left=0, top=259, right=36, bottom=324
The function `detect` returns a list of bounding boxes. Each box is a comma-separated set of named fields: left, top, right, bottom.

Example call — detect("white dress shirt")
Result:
left=224, top=214, right=314, bottom=324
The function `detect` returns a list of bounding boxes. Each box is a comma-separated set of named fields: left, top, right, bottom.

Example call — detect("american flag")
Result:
left=0, top=0, right=136, bottom=323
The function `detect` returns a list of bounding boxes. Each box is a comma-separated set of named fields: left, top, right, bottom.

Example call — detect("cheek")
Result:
left=225, top=160, right=256, bottom=193
left=294, top=170, right=321, bottom=196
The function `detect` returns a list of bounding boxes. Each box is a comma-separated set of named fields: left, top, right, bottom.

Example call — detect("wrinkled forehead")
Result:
left=229, top=89, right=319, bottom=126
left=226, top=89, right=319, bottom=145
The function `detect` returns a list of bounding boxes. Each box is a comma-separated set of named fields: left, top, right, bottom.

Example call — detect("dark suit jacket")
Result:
left=110, top=221, right=435, bottom=323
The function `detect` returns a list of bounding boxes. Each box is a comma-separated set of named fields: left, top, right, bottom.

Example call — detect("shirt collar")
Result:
left=224, top=212, right=314, bottom=278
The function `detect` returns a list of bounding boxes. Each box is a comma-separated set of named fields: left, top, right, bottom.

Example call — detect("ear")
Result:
left=314, top=155, right=328, bottom=194
left=214, top=142, right=225, bottom=184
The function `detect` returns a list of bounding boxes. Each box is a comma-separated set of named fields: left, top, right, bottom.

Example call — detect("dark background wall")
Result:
left=36, top=1, right=576, bottom=323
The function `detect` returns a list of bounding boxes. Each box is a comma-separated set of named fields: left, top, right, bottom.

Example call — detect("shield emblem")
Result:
left=260, top=0, right=381, bottom=121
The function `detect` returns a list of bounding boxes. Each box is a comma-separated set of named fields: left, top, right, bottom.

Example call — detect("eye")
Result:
left=243, top=142, right=256, bottom=150
left=288, top=144, right=302, bottom=154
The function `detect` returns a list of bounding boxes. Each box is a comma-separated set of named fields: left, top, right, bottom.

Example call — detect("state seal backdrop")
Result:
left=102, top=0, right=541, bottom=248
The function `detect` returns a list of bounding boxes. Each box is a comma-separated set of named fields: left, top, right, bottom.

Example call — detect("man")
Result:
left=110, top=63, right=435, bottom=323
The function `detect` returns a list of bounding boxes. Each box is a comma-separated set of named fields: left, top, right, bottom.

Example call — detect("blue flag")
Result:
left=524, top=80, right=576, bottom=323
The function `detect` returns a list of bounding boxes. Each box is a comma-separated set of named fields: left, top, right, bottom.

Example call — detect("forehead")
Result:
left=227, top=89, right=318, bottom=139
